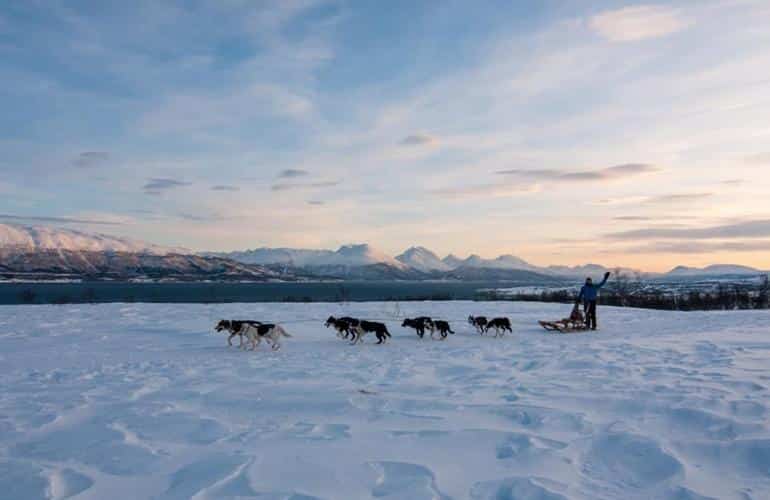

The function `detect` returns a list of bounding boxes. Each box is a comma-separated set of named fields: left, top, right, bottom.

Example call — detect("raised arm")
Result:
left=596, top=271, right=610, bottom=288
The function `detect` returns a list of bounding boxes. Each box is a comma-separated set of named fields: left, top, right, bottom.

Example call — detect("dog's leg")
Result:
left=227, top=333, right=234, bottom=346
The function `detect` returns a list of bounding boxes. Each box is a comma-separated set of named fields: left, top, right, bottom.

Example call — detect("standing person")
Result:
left=577, top=271, right=611, bottom=330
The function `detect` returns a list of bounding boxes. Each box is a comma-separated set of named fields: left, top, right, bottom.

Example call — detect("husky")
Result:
left=241, top=323, right=292, bottom=351
left=484, top=317, right=512, bottom=337
left=215, top=319, right=262, bottom=347
left=350, top=320, right=391, bottom=345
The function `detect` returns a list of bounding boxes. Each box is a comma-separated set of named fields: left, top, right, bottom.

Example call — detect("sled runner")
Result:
left=539, top=304, right=590, bottom=333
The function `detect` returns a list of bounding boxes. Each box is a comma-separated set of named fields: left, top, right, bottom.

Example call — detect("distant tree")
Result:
left=757, top=275, right=769, bottom=309
left=611, top=268, right=633, bottom=307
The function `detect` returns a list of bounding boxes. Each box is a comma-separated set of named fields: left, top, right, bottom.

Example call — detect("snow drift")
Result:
left=1, top=302, right=769, bottom=499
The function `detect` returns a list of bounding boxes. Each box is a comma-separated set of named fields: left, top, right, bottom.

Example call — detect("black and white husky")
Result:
left=484, top=317, right=512, bottom=337
left=240, top=323, right=292, bottom=351
left=215, top=319, right=262, bottom=347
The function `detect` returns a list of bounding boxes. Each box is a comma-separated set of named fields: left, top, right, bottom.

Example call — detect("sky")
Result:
left=1, top=0, right=770, bottom=272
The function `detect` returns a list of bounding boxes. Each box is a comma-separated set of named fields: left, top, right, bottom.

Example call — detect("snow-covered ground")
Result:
left=1, top=302, right=769, bottom=500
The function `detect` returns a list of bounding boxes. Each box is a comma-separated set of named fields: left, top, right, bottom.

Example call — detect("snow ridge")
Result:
left=0, top=223, right=184, bottom=255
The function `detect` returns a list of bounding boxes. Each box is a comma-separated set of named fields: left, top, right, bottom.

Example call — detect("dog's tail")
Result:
left=448, top=327, right=455, bottom=334
left=278, top=326, right=292, bottom=338
left=384, top=327, right=391, bottom=338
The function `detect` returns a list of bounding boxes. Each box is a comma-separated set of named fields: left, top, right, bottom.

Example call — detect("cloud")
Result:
left=612, top=215, right=699, bottom=222
left=497, top=163, right=658, bottom=182
left=271, top=180, right=340, bottom=192
left=0, top=214, right=122, bottom=225
left=431, top=182, right=539, bottom=200
left=308, top=200, right=325, bottom=206
left=631, top=240, right=770, bottom=255
left=143, top=178, right=191, bottom=195
left=745, top=153, right=770, bottom=165
left=590, top=5, right=689, bottom=42
left=613, top=216, right=651, bottom=221
left=401, top=133, right=438, bottom=146
left=594, top=192, right=712, bottom=206
left=73, top=151, right=110, bottom=168
left=278, top=168, right=310, bottom=178
left=606, top=219, right=770, bottom=241
left=643, top=193, right=713, bottom=204
left=211, top=185, right=240, bottom=191
left=139, top=85, right=314, bottom=135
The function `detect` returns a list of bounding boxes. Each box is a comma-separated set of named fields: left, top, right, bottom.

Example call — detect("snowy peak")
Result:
left=0, top=223, right=184, bottom=255
left=396, top=246, right=452, bottom=272
left=447, top=253, right=538, bottom=271
left=213, top=244, right=406, bottom=269
left=442, top=254, right=465, bottom=268
left=325, top=244, right=406, bottom=269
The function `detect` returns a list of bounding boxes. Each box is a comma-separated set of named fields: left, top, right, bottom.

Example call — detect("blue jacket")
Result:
left=578, top=274, right=609, bottom=302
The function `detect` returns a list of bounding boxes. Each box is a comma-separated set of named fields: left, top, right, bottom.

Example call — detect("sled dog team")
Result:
left=215, top=314, right=513, bottom=350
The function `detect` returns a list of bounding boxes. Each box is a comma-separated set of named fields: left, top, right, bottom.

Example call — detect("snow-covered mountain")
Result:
left=457, top=254, right=542, bottom=272
left=442, top=254, right=465, bottom=269
left=396, top=247, right=452, bottom=272
left=0, top=223, right=286, bottom=281
left=217, top=244, right=645, bottom=279
left=664, top=264, right=762, bottom=278
left=8, top=224, right=756, bottom=282
left=0, top=223, right=185, bottom=255
left=212, top=244, right=406, bottom=270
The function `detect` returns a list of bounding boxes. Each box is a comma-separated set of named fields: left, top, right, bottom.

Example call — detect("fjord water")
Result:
left=0, top=280, right=557, bottom=305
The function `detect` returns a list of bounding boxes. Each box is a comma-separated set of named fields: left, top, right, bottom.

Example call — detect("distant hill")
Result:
left=0, top=223, right=289, bottom=281
left=210, top=243, right=407, bottom=270
left=0, top=249, right=287, bottom=281
left=396, top=247, right=452, bottom=272
left=3, top=223, right=764, bottom=282
left=664, top=264, right=763, bottom=278
left=0, top=222, right=186, bottom=255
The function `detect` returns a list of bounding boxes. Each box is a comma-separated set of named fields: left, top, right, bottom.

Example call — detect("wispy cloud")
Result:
left=271, top=181, right=340, bottom=192
left=631, top=240, right=770, bottom=255
left=278, top=168, right=310, bottom=178
left=643, top=193, right=713, bottom=205
left=606, top=219, right=770, bottom=241
left=612, top=215, right=699, bottom=222
left=745, top=152, right=770, bottom=164
left=431, top=182, right=539, bottom=200
left=0, top=214, right=122, bottom=225
left=308, top=200, right=325, bottom=206
left=143, top=178, right=191, bottom=195
left=590, top=5, right=689, bottom=42
left=497, top=163, right=658, bottom=182
left=401, top=133, right=438, bottom=147
left=595, top=192, right=712, bottom=206
left=73, top=151, right=110, bottom=168
left=211, top=185, right=239, bottom=192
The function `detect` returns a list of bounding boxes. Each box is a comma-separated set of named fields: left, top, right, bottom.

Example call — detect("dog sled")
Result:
left=538, top=304, right=590, bottom=333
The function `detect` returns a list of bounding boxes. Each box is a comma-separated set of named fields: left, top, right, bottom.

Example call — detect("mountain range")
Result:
left=0, top=223, right=766, bottom=281
left=209, top=244, right=644, bottom=279
left=0, top=224, right=288, bottom=281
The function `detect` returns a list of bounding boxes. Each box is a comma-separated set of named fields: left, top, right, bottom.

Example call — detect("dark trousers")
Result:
left=584, top=300, right=597, bottom=330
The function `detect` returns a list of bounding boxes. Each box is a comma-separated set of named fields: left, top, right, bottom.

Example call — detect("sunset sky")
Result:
left=2, top=0, right=770, bottom=271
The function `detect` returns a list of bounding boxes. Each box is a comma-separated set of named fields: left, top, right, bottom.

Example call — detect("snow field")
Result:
left=1, top=301, right=769, bottom=499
